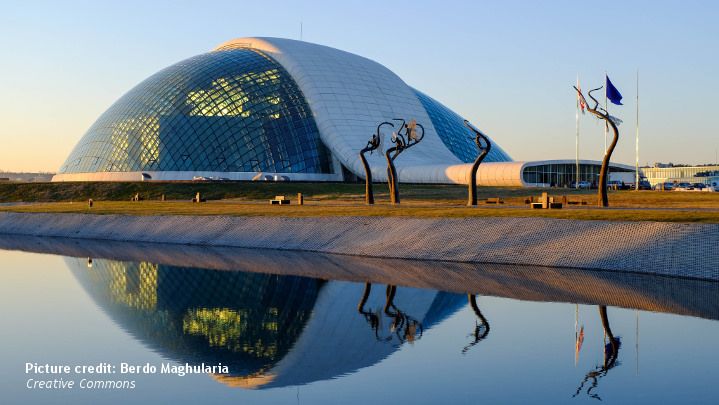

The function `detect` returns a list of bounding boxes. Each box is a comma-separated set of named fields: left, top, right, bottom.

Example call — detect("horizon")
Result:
left=1, top=0, right=717, bottom=172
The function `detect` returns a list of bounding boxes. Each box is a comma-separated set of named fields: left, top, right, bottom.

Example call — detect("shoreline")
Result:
left=0, top=211, right=717, bottom=281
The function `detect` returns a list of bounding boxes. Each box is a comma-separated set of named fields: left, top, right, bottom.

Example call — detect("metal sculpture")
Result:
left=385, top=118, right=425, bottom=205
left=360, top=122, right=394, bottom=205
left=463, top=120, right=492, bottom=206
left=574, top=85, right=620, bottom=207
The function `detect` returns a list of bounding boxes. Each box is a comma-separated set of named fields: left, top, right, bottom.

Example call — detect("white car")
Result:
left=571, top=181, right=591, bottom=189
left=674, top=182, right=693, bottom=191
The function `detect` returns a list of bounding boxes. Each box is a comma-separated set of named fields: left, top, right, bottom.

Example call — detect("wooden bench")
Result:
left=485, top=197, right=504, bottom=204
left=270, top=195, right=290, bottom=205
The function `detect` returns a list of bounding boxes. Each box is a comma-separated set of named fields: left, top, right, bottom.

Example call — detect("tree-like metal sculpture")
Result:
left=359, top=122, right=393, bottom=205
left=574, top=86, right=620, bottom=207
left=385, top=118, right=425, bottom=205
left=463, top=120, right=492, bottom=206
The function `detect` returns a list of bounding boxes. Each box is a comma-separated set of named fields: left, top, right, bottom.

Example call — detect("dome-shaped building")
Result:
left=53, top=37, right=517, bottom=184
left=53, top=37, right=634, bottom=186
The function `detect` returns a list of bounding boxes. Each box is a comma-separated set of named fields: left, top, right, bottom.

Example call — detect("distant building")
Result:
left=641, top=165, right=719, bottom=186
left=0, top=173, right=54, bottom=182
left=53, top=37, right=633, bottom=187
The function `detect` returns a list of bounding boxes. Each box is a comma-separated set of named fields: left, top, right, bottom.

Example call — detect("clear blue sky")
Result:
left=0, top=0, right=717, bottom=172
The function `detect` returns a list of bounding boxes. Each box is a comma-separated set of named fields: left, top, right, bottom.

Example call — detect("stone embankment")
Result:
left=0, top=212, right=717, bottom=280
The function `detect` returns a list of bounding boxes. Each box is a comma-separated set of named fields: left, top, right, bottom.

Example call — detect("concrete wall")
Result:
left=0, top=212, right=716, bottom=280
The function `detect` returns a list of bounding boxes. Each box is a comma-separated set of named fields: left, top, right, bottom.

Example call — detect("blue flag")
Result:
left=606, top=75, right=623, bottom=105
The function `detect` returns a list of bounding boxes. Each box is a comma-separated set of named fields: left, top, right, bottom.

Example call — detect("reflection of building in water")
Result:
left=66, top=258, right=464, bottom=389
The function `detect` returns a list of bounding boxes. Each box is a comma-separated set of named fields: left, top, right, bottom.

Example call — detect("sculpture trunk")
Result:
left=573, top=85, right=620, bottom=208
left=385, top=148, right=400, bottom=205
left=597, top=119, right=619, bottom=207
left=468, top=148, right=489, bottom=206
left=359, top=149, right=374, bottom=205
left=463, top=120, right=492, bottom=206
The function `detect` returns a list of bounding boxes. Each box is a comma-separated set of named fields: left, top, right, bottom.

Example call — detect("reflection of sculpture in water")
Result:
left=356, top=283, right=423, bottom=344
left=462, top=294, right=490, bottom=354
left=573, top=305, right=621, bottom=401
left=384, top=285, right=423, bottom=343
left=357, top=283, right=381, bottom=339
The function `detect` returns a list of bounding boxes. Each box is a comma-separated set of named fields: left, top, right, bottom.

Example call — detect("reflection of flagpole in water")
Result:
left=575, top=304, right=584, bottom=366
left=636, top=310, right=640, bottom=376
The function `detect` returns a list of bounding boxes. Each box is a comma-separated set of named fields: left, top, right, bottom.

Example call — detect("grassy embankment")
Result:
left=1, top=182, right=718, bottom=223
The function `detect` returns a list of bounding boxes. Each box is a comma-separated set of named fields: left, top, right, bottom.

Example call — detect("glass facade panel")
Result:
left=60, top=49, right=332, bottom=174
left=413, top=89, right=512, bottom=163
left=522, top=164, right=632, bottom=187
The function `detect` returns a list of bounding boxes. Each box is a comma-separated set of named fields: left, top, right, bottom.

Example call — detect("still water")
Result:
left=1, top=236, right=718, bottom=404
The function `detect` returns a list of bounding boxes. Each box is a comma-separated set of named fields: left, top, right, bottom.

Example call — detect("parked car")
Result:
left=607, top=180, right=629, bottom=190
left=637, top=180, right=652, bottom=190
left=570, top=181, right=591, bottom=189
left=674, top=182, right=694, bottom=191
left=712, top=181, right=719, bottom=192
left=192, top=176, right=210, bottom=181
left=654, top=182, right=674, bottom=191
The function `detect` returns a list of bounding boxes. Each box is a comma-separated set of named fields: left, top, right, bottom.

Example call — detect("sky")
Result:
left=0, top=0, right=717, bottom=172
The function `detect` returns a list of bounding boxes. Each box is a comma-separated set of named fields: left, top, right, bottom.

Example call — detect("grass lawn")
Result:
left=2, top=200, right=718, bottom=224
left=1, top=182, right=718, bottom=223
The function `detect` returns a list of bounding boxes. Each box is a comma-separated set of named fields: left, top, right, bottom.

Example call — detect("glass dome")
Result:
left=414, top=89, right=512, bottom=163
left=59, top=48, right=332, bottom=175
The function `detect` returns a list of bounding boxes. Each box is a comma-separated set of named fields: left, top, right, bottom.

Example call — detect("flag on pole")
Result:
left=606, top=75, right=623, bottom=105
left=576, top=77, right=586, bottom=114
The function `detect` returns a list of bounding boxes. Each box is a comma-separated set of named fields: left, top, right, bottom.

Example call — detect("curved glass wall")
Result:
left=67, top=258, right=322, bottom=377
left=59, top=49, right=332, bottom=174
left=522, top=163, right=633, bottom=187
left=413, top=89, right=512, bottom=163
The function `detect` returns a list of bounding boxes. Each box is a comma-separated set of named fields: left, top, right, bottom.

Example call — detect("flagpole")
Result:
left=635, top=70, right=640, bottom=190
left=576, top=74, right=580, bottom=189
left=604, top=73, right=608, bottom=155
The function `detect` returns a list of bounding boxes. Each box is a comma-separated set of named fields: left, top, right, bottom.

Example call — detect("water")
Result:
left=1, top=236, right=718, bottom=404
